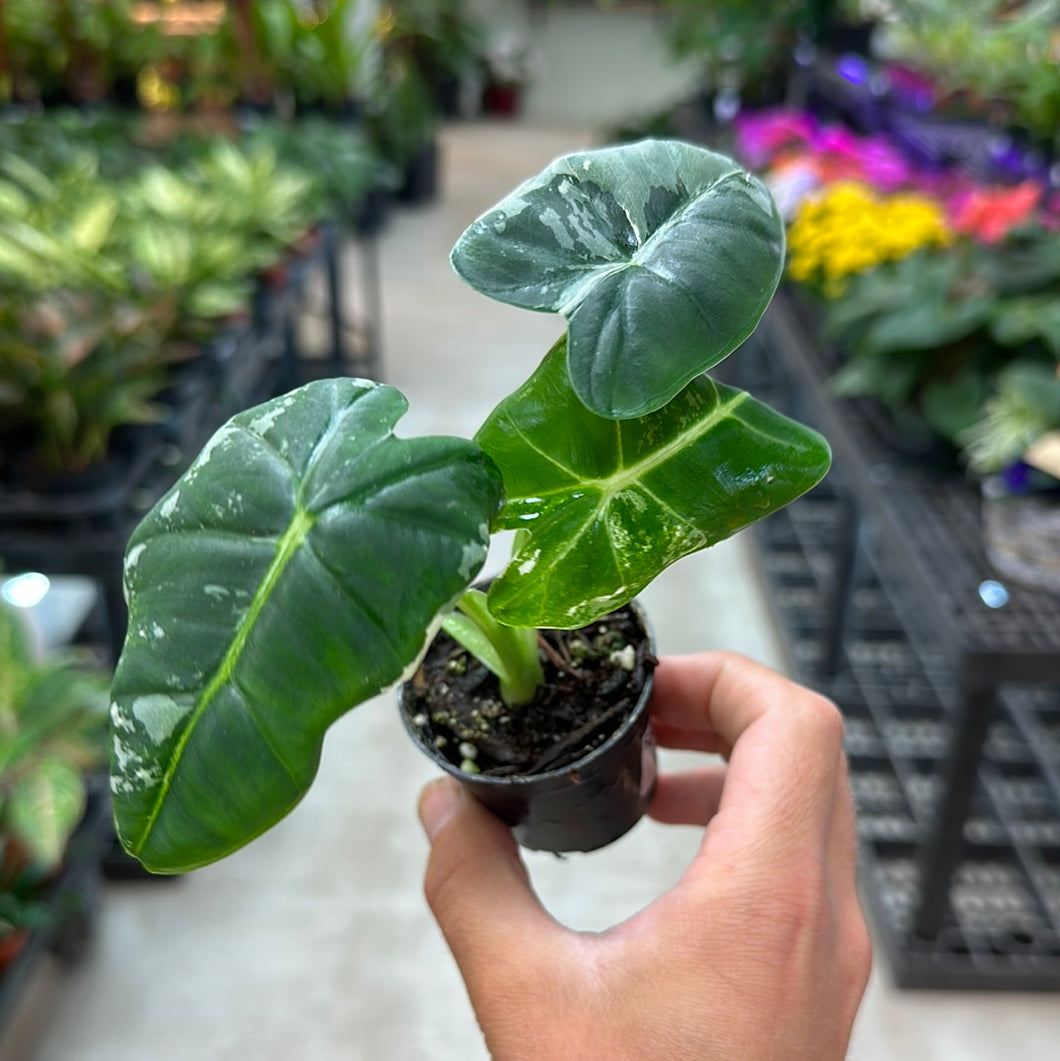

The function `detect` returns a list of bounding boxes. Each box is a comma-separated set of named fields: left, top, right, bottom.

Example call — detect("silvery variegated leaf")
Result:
left=451, top=139, right=784, bottom=420
left=475, top=339, right=831, bottom=629
left=110, top=378, right=502, bottom=873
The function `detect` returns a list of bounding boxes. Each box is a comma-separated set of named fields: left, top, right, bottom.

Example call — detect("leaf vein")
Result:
left=228, top=675, right=303, bottom=793
left=595, top=388, right=750, bottom=490
left=300, top=537, right=409, bottom=673
left=130, top=506, right=316, bottom=856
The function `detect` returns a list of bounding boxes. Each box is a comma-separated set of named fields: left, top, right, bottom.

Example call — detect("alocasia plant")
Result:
left=109, top=139, right=831, bottom=873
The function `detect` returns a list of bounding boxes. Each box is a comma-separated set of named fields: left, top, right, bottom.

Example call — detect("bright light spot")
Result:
left=1, top=572, right=51, bottom=608
left=978, top=580, right=1010, bottom=609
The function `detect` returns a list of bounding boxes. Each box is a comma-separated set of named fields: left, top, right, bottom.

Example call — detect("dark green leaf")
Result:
left=830, top=353, right=922, bottom=408
left=861, top=296, right=990, bottom=356
left=920, top=370, right=987, bottom=443
left=451, top=140, right=784, bottom=419
left=1003, top=361, right=1060, bottom=418
left=110, top=379, right=503, bottom=872
left=989, top=296, right=1060, bottom=357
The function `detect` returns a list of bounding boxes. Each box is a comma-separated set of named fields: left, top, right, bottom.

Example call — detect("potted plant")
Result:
left=250, top=116, right=394, bottom=235
left=0, top=130, right=326, bottom=483
left=878, top=0, right=1060, bottom=168
left=247, top=0, right=370, bottom=118
left=369, top=7, right=445, bottom=203
left=661, top=0, right=811, bottom=117
left=817, top=202, right=1060, bottom=460
left=376, top=0, right=487, bottom=118
left=0, top=0, right=140, bottom=106
left=108, top=138, right=831, bottom=873
left=964, top=362, right=1060, bottom=592
left=480, top=28, right=533, bottom=118
left=0, top=156, right=173, bottom=480
left=0, top=600, right=110, bottom=969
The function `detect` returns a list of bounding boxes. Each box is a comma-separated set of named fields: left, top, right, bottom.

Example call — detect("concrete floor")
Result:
left=7, top=117, right=1057, bottom=1061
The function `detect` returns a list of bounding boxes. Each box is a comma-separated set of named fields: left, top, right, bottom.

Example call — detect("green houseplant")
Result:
left=248, top=0, right=369, bottom=115
left=661, top=0, right=816, bottom=113
left=0, top=0, right=151, bottom=106
left=0, top=131, right=324, bottom=476
left=0, top=601, right=109, bottom=964
left=823, top=219, right=1060, bottom=457
left=0, top=602, right=109, bottom=873
left=879, top=0, right=1060, bottom=151
left=0, top=153, right=172, bottom=475
left=108, top=139, right=831, bottom=873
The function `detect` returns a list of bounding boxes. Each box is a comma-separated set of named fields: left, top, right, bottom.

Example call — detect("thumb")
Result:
left=418, top=778, right=559, bottom=980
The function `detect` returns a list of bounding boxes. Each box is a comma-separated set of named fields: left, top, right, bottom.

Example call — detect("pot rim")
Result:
left=400, top=597, right=655, bottom=791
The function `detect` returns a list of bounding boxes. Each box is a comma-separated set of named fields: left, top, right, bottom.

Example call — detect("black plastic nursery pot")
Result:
left=396, top=138, right=440, bottom=204
left=400, top=601, right=658, bottom=854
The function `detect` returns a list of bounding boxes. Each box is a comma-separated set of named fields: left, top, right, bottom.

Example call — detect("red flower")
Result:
left=949, top=182, right=1043, bottom=243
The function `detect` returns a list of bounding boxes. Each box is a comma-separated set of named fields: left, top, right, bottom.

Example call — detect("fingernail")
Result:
left=418, top=777, right=460, bottom=841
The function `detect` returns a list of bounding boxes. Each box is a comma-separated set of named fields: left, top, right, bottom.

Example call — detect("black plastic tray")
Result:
left=734, top=295, right=1060, bottom=990
left=754, top=492, right=1060, bottom=990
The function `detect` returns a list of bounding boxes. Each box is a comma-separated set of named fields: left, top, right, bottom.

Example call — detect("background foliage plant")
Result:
left=822, top=219, right=1060, bottom=453
left=0, top=604, right=109, bottom=875
left=964, top=361, right=1060, bottom=475
left=0, top=121, right=329, bottom=472
left=879, top=0, right=1060, bottom=147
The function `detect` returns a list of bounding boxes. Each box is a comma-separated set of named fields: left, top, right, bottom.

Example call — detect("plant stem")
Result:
left=441, top=588, right=544, bottom=707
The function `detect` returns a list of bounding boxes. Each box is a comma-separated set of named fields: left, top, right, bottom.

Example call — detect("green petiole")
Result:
left=441, top=587, right=544, bottom=708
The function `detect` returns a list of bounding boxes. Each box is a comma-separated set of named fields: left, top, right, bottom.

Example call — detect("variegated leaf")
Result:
left=451, top=139, right=784, bottom=419
left=110, top=378, right=502, bottom=872
left=475, top=339, right=831, bottom=628
left=8, top=757, right=85, bottom=871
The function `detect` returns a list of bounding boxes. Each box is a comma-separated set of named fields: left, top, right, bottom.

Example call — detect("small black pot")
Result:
left=400, top=602, right=657, bottom=854
left=396, top=139, right=440, bottom=204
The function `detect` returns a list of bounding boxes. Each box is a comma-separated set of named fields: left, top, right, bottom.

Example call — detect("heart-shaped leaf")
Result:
left=110, top=378, right=502, bottom=873
left=451, top=139, right=784, bottom=419
left=475, top=339, right=831, bottom=628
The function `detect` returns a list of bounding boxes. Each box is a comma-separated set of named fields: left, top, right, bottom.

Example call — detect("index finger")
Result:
left=650, top=652, right=730, bottom=755
left=650, top=652, right=847, bottom=852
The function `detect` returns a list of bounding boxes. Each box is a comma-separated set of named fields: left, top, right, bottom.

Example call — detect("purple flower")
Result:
left=1001, top=461, right=1034, bottom=494
left=1000, top=461, right=1060, bottom=497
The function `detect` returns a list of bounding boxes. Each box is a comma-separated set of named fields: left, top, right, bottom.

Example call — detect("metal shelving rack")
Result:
left=734, top=291, right=1060, bottom=990
left=0, top=224, right=380, bottom=665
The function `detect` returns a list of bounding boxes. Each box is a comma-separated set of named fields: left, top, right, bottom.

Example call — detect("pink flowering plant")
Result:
left=735, top=109, right=923, bottom=201
left=734, top=109, right=1060, bottom=464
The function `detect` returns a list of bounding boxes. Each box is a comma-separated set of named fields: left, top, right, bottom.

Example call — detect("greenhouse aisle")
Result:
left=3, top=117, right=1055, bottom=1061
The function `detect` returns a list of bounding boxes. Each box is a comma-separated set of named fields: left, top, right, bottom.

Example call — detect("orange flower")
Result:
left=950, top=181, right=1042, bottom=243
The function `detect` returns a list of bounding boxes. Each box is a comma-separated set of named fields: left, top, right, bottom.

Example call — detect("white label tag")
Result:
left=1024, top=431, right=1060, bottom=479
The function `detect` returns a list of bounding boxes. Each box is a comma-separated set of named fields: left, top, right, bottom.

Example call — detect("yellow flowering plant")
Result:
left=786, top=181, right=952, bottom=296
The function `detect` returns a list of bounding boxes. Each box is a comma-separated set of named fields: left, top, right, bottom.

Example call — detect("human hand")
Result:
left=417, top=652, right=871, bottom=1061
